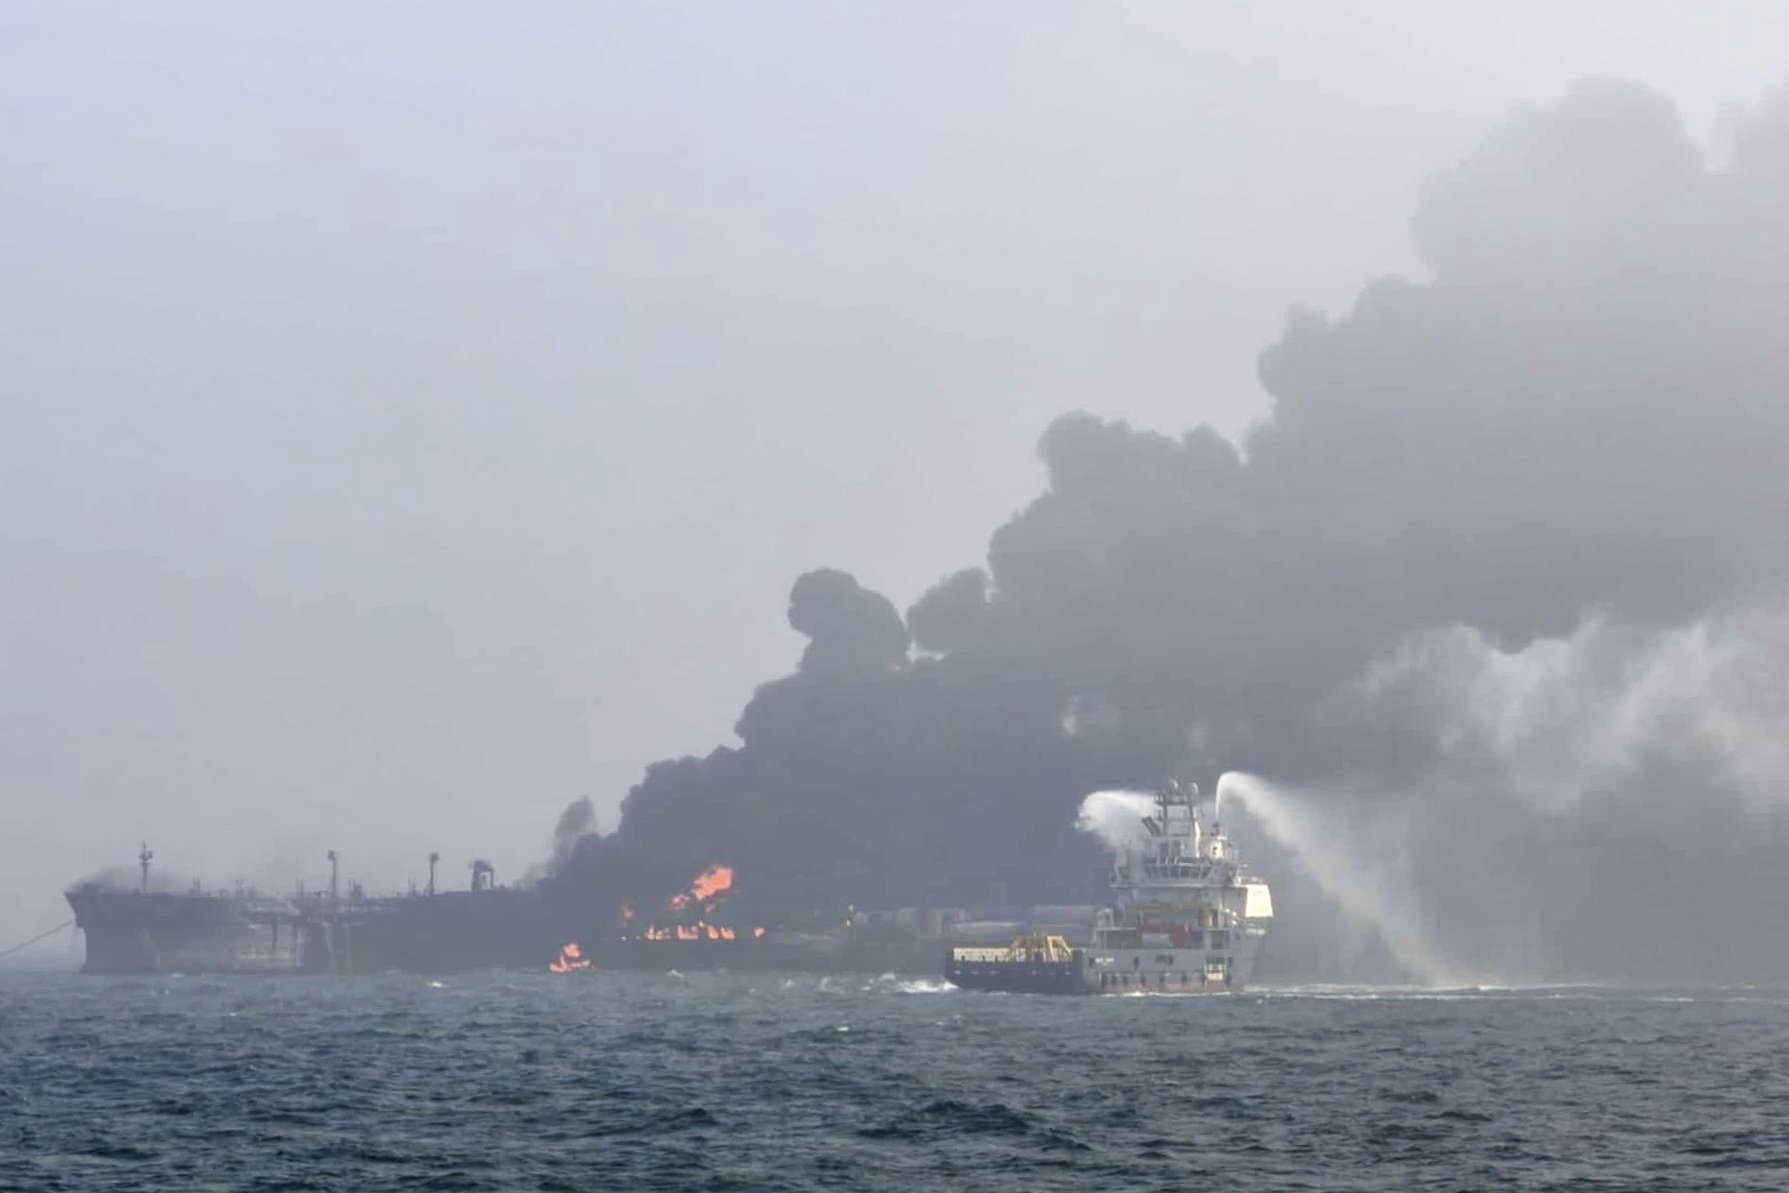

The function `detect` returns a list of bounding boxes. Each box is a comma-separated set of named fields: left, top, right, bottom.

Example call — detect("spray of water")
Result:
left=1215, top=771, right=1463, bottom=987
left=1074, top=789, right=1158, bottom=854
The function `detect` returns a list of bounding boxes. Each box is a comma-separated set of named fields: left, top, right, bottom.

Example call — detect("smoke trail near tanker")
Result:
left=546, top=80, right=1789, bottom=982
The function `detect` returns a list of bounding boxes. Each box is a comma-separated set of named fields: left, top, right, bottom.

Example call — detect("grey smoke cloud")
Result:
left=556, top=79, right=1789, bottom=982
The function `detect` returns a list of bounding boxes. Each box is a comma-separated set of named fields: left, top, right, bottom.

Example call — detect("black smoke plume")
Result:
left=550, top=80, right=1789, bottom=980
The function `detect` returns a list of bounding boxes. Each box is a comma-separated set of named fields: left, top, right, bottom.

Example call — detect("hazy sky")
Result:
left=3, top=1, right=1787, bottom=951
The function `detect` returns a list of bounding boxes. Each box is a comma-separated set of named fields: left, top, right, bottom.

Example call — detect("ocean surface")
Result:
left=3, top=971, right=1787, bottom=1192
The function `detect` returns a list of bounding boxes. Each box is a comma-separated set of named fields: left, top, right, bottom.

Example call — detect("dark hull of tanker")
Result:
left=587, top=941, right=802, bottom=972
left=65, top=889, right=939, bottom=977
left=944, top=954, right=1092, bottom=995
left=590, top=935, right=938, bottom=975
left=66, top=887, right=567, bottom=976
left=66, top=889, right=289, bottom=974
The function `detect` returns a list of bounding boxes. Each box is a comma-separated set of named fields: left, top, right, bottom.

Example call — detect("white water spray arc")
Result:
left=1215, top=771, right=1456, bottom=986
left=1074, top=789, right=1158, bottom=853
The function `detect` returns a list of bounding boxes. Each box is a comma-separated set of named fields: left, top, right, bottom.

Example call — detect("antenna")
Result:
left=138, top=842, right=153, bottom=893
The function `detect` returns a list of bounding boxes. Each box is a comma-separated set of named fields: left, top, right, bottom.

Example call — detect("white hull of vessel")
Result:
left=1086, top=931, right=1265, bottom=994
left=944, top=779, right=1273, bottom=995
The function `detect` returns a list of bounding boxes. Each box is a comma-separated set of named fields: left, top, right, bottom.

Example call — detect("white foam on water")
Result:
left=893, top=979, right=957, bottom=994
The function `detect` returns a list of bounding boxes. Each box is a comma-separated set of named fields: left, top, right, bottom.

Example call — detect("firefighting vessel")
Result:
left=946, top=779, right=1273, bottom=994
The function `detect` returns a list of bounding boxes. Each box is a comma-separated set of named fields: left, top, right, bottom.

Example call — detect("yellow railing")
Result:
left=951, top=932, right=1076, bottom=963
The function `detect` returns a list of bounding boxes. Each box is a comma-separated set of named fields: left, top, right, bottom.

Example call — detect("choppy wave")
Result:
left=4, top=970, right=1787, bottom=1191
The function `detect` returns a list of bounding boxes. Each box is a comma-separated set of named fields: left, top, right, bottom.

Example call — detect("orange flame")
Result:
left=753, top=927, right=766, bottom=938
left=548, top=941, right=595, bottom=973
left=619, top=901, right=636, bottom=923
left=668, top=864, right=735, bottom=910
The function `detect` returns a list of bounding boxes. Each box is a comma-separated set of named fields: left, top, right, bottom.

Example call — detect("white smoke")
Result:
left=1059, top=693, right=1122, bottom=739
left=1358, top=604, right=1789, bottom=814
left=1247, top=598, right=1789, bottom=984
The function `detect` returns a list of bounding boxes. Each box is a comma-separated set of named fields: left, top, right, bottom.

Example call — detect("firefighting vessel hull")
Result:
left=944, top=950, right=1092, bottom=994
left=943, top=779, right=1274, bottom=995
left=941, top=934, right=1265, bottom=995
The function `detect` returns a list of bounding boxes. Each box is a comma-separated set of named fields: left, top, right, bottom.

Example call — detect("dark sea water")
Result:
left=3, top=971, right=1788, bottom=1192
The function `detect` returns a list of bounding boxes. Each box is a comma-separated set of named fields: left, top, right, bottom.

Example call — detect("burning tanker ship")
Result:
left=62, top=846, right=944, bottom=976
